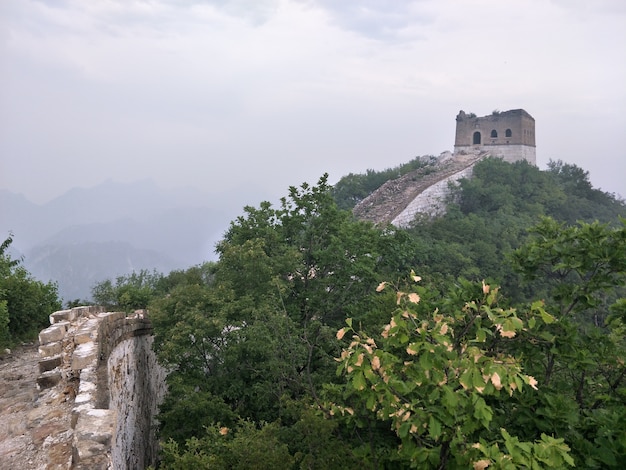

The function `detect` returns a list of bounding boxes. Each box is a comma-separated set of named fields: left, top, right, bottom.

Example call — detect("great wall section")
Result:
left=0, top=306, right=166, bottom=470
left=0, top=156, right=481, bottom=470
left=0, top=154, right=524, bottom=470
left=0, top=155, right=527, bottom=470
left=352, top=108, right=537, bottom=227
left=0, top=109, right=537, bottom=469
left=353, top=150, right=488, bottom=227
left=0, top=158, right=483, bottom=470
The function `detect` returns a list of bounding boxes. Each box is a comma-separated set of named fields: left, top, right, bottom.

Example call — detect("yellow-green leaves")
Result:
left=471, top=429, right=574, bottom=469
left=495, top=316, right=523, bottom=338
left=331, top=274, right=571, bottom=468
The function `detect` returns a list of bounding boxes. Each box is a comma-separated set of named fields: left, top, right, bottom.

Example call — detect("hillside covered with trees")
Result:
left=86, top=158, right=626, bottom=468
left=0, top=234, right=62, bottom=349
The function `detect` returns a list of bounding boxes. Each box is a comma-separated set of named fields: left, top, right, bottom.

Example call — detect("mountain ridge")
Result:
left=0, top=179, right=233, bottom=302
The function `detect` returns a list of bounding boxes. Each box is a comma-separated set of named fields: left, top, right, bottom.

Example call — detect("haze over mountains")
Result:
left=0, top=179, right=264, bottom=303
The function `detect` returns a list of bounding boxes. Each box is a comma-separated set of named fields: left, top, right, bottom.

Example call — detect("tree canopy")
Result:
left=0, top=233, right=62, bottom=348
left=94, top=158, right=626, bottom=468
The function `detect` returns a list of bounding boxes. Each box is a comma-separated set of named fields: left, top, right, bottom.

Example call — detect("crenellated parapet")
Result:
left=36, top=306, right=166, bottom=469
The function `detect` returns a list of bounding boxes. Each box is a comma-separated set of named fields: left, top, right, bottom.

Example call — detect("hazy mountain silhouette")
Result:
left=26, top=242, right=179, bottom=302
left=0, top=179, right=262, bottom=303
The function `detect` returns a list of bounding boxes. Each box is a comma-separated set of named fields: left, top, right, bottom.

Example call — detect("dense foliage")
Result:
left=150, top=175, right=397, bottom=467
left=0, top=234, right=62, bottom=348
left=401, top=159, right=626, bottom=298
left=96, top=158, right=625, bottom=468
left=333, top=278, right=575, bottom=468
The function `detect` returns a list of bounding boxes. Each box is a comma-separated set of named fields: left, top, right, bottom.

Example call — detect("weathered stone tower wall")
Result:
left=454, top=109, right=536, bottom=165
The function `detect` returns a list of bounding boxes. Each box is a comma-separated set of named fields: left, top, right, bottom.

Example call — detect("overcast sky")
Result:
left=1, top=0, right=625, bottom=207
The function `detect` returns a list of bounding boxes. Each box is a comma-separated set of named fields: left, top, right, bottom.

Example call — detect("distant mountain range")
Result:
left=0, top=179, right=260, bottom=303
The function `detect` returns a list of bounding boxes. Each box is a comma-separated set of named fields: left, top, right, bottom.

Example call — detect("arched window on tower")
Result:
left=490, top=129, right=498, bottom=138
left=505, top=129, right=512, bottom=137
left=473, top=131, right=481, bottom=145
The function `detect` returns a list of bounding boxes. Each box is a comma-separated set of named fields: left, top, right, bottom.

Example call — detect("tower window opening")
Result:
left=505, top=128, right=512, bottom=137
left=490, top=129, right=498, bottom=138
left=473, top=131, right=481, bottom=145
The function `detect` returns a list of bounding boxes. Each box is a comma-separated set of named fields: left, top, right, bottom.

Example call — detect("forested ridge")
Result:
left=3, top=157, right=625, bottom=468
left=134, top=158, right=625, bottom=469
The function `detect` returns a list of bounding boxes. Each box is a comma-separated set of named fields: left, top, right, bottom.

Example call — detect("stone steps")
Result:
left=353, top=151, right=487, bottom=225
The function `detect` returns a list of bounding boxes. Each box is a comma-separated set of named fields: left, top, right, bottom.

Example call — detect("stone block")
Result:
left=98, top=311, right=126, bottom=327
left=73, top=437, right=109, bottom=462
left=50, top=309, right=72, bottom=324
left=71, top=306, right=92, bottom=318
left=74, top=409, right=115, bottom=454
left=37, top=370, right=62, bottom=389
left=72, top=450, right=111, bottom=470
left=72, top=342, right=97, bottom=370
left=74, top=379, right=97, bottom=410
left=27, top=403, right=55, bottom=425
left=74, top=391, right=94, bottom=407
left=72, top=305, right=105, bottom=319
left=72, top=402, right=94, bottom=428
left=39, top=322, right=70, bottom=344
left=79, top=365, right=97, bottom=383
left=39, top=354, right=63, bottom=372
left=74, top=318, right=100, bottom=344
left=39, top=341, right=63, bottom=357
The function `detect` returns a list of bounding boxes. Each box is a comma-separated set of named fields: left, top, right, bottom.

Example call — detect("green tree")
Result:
left=511, top=217, right=626, bottom=323
left=332, top=274, right=574, bottom=469
left=92, top=268, right=164, bottom=311
left=0, top=233, right=61, bottom=346
left=0, top=300, right=10, bottom=348
left=509, top=217, right=626, bottom=467
left=150, top=160, right=626, bottom=467
left=158, top=421, right=295, bottom=470
left=152, top=176, right=398, bottom=465
left=217, top=174, right=382, bottom=327
left=403, top=158, right=626, bottom=302
left=545, top=160, right=626, bottom=223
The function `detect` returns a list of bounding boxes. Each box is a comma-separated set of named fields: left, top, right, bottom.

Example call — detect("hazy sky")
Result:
left=1, top=0, right=625, bottom=206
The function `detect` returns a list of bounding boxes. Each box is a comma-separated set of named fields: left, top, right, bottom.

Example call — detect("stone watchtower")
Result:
left=454, top=109, right=536, bottom=165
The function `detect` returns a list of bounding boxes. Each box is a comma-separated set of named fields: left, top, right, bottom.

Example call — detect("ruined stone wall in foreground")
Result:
left=36, top=306, right=166, bottom=469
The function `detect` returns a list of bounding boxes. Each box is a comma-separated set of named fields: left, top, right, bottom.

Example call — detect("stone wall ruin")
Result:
left=35, top=306, right=167, bottom=469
